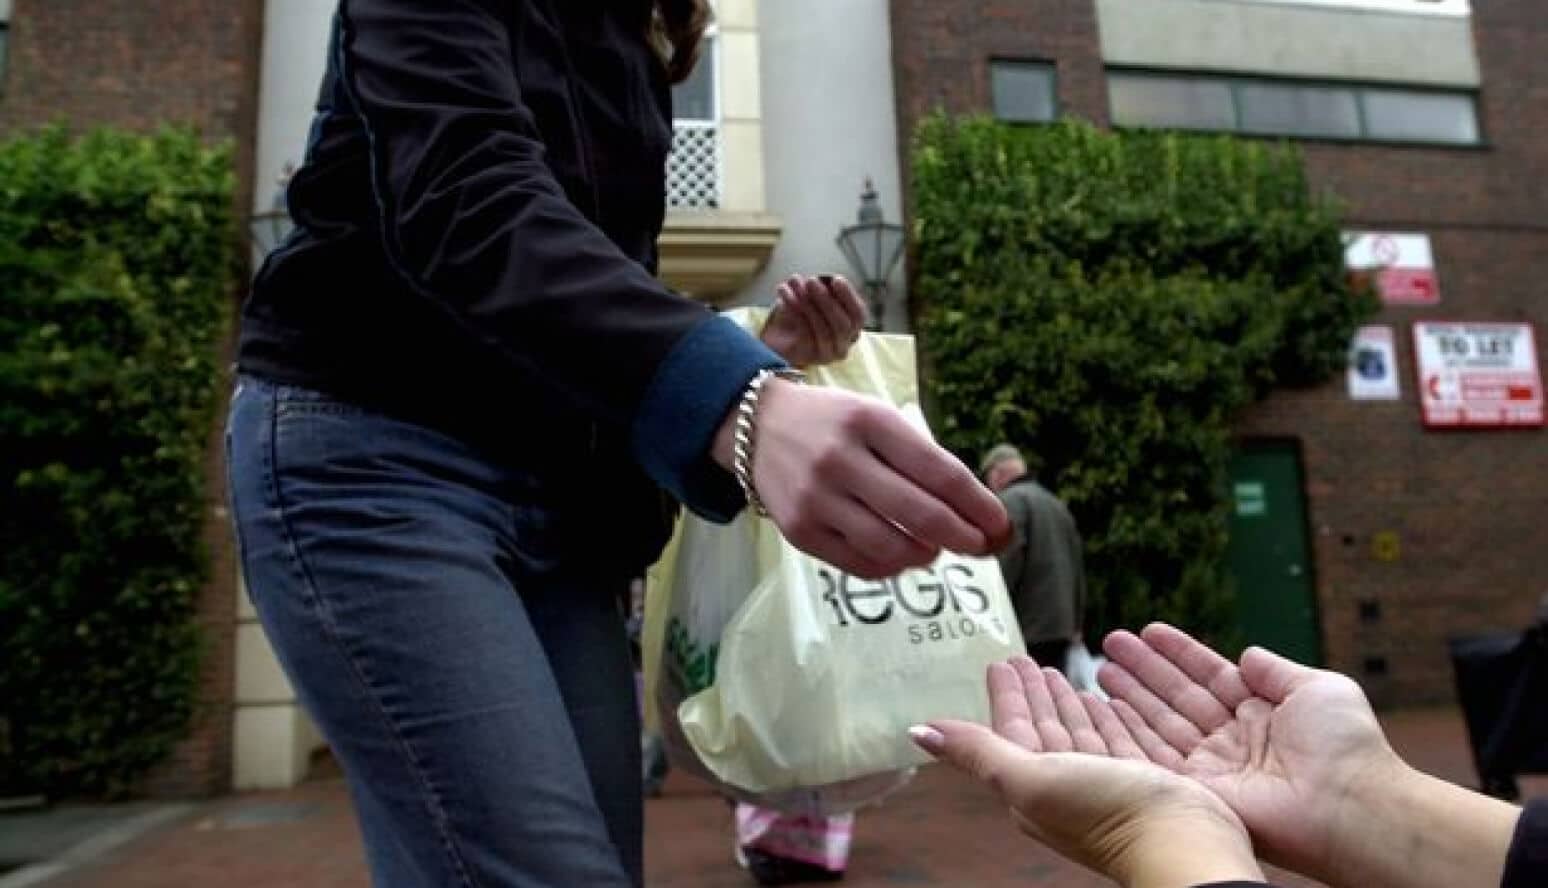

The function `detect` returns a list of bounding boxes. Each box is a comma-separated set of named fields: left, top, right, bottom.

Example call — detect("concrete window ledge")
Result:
left=658, top=211, right=783, bottom=305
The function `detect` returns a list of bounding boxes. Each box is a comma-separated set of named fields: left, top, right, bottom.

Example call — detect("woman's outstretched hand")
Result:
left=1098, top=623, right=1521, bottom=888
left=712, top=380, right=1010, bottom=579
left=914, top=658, right=1263, bottom=888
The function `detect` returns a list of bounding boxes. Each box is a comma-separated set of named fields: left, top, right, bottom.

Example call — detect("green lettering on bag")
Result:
left=665, top=616, right=719, bottom=694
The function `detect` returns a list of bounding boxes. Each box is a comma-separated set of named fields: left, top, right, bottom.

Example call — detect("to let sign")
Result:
left=1413, top=322, right=1544, bottom=428
left=1345, top=232, right=1440, bottom=305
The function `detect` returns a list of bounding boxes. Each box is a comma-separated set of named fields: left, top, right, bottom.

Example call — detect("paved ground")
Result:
left=15, top=707, right=1546, bottom=888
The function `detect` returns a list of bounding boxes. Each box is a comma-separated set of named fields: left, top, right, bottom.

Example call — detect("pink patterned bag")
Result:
left=735, top=803, right=854, bottom=874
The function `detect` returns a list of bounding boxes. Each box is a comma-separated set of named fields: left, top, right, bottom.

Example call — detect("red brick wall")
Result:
left=891, top=0, right=1548, bottom=705
left=0, top=0, right=266, bottom=216
left=890, top=0, right=1110, bottom=174
left=1240, top=0, right=1548, bottom=705
left=0, top=0, right=266, bottom=794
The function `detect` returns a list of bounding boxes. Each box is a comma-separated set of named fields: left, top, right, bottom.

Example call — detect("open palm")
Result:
left=922, top=658, right=1260, bottom=886
left=1098, top=624, right=1403, bottom=881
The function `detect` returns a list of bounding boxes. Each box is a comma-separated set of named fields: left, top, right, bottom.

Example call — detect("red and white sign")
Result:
left=1346, top=232, right=1441, bottom=305
left=1413, top=322, right=1544, bottom=428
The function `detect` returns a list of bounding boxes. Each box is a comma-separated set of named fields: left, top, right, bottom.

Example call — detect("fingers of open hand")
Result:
left=988, top=661, right=1043, bottom=753
left=1042, top=669, right=1109, bottom=755
left=859, top=409, right=1008, bottom=554
left=1080, top=693, right=1149, bottom=762
left=1109, top=698, right=1188, bottom=772
left=1103, top=629, right=1236, bottom=740
left=1011, top=658, right=1074, bottom=752
left=1139, top=623, right=1252, bottom=711
left=1096, top=658, right=1206, bottom=755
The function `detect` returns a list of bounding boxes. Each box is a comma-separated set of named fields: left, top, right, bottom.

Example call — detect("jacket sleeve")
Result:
left=1502, top=799, right=1548, bottom=888
left=1064, top=506, right=1088, bottom=638
left=334, top=0, right=781, bottom=520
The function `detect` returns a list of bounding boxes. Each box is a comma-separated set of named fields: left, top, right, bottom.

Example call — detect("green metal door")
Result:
left=1226, top=442, right=1322, bottom=665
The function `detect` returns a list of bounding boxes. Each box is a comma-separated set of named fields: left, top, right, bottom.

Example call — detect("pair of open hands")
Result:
left=912, top=624, right=1439, bottom=888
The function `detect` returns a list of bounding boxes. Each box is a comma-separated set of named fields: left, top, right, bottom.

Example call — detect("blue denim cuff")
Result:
left=632, top=315, right=785, bottom=523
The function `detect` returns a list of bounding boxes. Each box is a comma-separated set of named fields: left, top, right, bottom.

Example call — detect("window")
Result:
left=1109, top=74, right=1234, bottom=131
left=1237, top=81, right=1361, bottom=139
left=1360, top=87, right=1480, bottom=143
left=1234, top=0, right=1468, bottom=14
left=991, top=60, right=1058, bottom=124
left=667, top=32, right=720, bottom=210
left=1108, top=70, right=1481, bottom=146
left=671, top=38, right=716, bottom=124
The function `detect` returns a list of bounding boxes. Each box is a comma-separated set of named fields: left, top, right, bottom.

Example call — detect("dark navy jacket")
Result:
left=238, top=0, right=780, bottom=566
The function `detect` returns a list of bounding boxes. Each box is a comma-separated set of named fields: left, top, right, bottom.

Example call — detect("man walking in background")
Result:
left=981, top=445, right=1087, bottom=673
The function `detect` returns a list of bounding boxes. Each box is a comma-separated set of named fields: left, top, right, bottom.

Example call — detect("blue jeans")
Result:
left=225, top=376, right=641, bottom=886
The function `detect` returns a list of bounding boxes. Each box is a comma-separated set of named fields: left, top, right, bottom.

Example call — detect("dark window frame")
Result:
left=1106, top=67, right=1486, bottom=149
left=0, top=18, right=10, bottom=94
left=989, top=57, right=1061, bottom=125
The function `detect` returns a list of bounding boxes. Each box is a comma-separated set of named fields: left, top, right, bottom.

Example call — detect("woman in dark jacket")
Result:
left=225, top=1, right=1008, bottom=885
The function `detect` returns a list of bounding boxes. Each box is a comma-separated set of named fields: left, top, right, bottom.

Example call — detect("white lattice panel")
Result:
left=667, top=124, right=721, bottom=210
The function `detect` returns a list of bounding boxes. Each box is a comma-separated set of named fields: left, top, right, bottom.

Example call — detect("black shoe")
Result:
left=742, top=848, right=844, bottom=885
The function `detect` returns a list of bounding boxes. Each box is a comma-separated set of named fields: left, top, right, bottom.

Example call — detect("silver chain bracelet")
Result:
left=732, top=367, right=806, bottom=517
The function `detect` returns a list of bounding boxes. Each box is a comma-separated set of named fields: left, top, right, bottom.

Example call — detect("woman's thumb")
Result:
left=910, top=721, right=1044, bottom=802
left=1239, top=645, right=1316, bottom=704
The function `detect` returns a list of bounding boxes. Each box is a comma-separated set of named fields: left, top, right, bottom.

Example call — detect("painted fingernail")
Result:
left=908, top=724, right=945, bottom=753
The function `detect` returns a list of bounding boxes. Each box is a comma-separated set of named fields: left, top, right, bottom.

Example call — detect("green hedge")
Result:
left=913, top=118, right=1375, bottom=644
left=0, top=128, right=235, bottom=796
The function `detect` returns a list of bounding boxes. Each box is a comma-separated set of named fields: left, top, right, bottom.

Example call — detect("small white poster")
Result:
left=1348, top=325, right=1401, bottom=401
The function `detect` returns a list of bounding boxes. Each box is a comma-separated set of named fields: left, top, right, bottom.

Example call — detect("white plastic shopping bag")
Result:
left=1064, top=640, right=1109, bottom=701
left=643, top=309, right=1024, bottom=814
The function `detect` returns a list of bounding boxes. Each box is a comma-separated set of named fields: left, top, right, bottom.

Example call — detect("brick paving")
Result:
left=32, top=707, right=1546, bottom=888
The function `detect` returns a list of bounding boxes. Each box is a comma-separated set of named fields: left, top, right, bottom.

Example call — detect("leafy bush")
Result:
left=0, top=127, right=235, bottom=796
left=912, top=117, right=1375, bottom=643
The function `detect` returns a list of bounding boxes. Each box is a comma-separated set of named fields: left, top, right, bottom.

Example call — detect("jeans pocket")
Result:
left=271, top=382, right=370, bottom=419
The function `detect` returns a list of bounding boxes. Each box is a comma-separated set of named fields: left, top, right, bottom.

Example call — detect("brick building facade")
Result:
left=891, top=0, right=1547, bottom=705
left=0, top=0, right=266, bottom=795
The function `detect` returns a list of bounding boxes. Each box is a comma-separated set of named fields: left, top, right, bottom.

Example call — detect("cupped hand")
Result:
left=759, top=274, right=867, bottom=367
left=914, top=658, right=1262, bottom=888
left=1098, top=623, right=1403, bottom=881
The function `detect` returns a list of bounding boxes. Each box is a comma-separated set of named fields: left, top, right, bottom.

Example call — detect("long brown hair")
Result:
left=654, top=0, right=714, bottom=84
